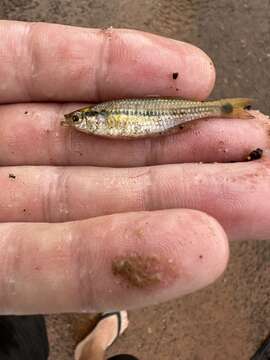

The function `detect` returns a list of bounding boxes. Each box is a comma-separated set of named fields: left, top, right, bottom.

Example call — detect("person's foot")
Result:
left=74, top=311, right=129, bottom=360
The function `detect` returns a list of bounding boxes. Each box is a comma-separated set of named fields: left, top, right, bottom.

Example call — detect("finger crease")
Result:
left=70, top=226, right=98, bottom=311
left=43, top=168, right=70, bottom=222
left=0, top=228, right=22, bottom=312
left=57, top=103, right=72, bottom=165
left=143, top=138, right=155, bottom=166
left=24, top=22, right=40, bottom=101
left=94, top=28, right=116, bottom=102
left=140, top=167, right=155, bottom=211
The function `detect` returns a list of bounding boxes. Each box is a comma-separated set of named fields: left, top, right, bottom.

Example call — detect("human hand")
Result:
left=0, top=21, right=269, bottom=314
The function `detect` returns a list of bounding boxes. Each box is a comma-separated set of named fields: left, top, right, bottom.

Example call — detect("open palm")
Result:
left=0, top=21, right=269, bottom=315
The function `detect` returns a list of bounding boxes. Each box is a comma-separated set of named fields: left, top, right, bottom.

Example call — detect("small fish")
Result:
left=62, top=97, right=254, bottom=139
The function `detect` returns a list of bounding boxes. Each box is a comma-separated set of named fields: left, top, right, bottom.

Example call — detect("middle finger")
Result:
left=1, top=154, right=270, bottom=241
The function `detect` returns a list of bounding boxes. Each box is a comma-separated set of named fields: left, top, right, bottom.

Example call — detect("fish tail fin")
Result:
left=218, top=98, right=255, bottom=119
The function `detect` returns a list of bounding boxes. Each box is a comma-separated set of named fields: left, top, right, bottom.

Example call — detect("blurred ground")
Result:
left=0, top=0, right=269, bottom=359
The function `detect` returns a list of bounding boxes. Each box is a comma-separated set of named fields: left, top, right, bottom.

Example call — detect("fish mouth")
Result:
left=60, top=120, right=69, bottom=127
left=60, top=114, right=71, bottom=127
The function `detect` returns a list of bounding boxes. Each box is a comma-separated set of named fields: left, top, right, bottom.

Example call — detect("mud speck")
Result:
left=9, top=173, right=16, bottom=179
left=246, top=148, right=263, bottom=161
left=172, top=72, right=179, bottom=80
left=112, top=253, right=176, bottom=289
left=99, top=26, right=113, bottom=40
left=134, top=228, right=145, bottom=240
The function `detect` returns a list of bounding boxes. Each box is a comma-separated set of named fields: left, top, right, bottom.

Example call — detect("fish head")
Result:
left=62, top=107, right=107, bottom=131
left=61, top=109, right=85, bottom=128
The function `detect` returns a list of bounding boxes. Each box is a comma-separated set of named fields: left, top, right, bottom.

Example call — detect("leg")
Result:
left=74, top=311, right=129, bottom=360
left=0, top=315, right=49, bottom=359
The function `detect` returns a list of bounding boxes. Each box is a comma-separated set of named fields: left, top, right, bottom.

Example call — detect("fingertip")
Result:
left=134, top=31, right=217, bottom=100
left=187, top=46, right=216, bottom=100
left=161, top=209, right=229, bottom=298
left=198, top=211, right=230, bottom=280
left=91, top=209, right=229, bottom=310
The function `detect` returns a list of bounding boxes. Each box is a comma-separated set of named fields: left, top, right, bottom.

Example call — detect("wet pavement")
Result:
left=0, top=0, right=269, bottom=359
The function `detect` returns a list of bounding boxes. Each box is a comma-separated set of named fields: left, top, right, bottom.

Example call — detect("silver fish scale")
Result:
left=92, top=98, right=210, bottom=115
left=88, top=102, right=215, bottom=137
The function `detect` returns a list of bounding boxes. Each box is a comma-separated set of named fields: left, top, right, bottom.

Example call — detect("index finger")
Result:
left=0, top=21, right=215, bottom=103
left=0, top=210, right=228, bottom=314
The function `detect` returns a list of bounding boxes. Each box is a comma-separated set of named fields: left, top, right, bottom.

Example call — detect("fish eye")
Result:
left=72, top=114, right=80, bottom=122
